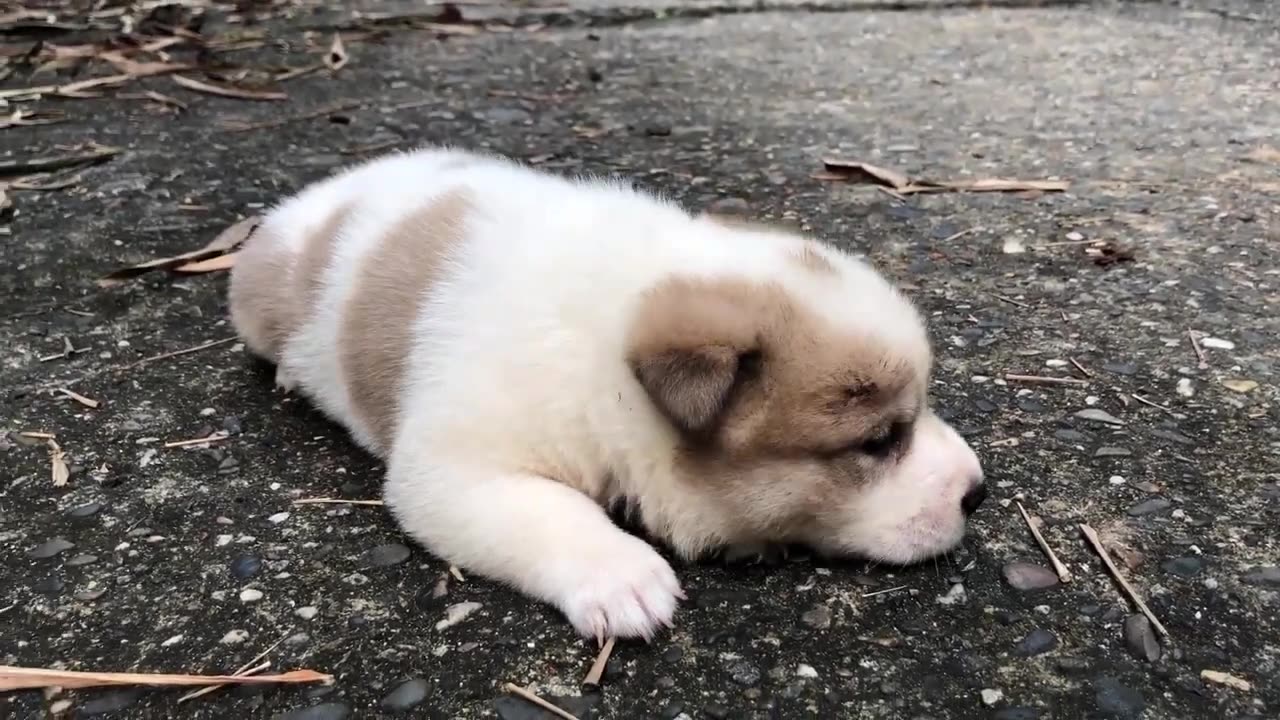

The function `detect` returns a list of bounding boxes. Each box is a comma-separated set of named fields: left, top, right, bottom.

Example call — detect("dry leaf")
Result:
left=1200, top=669, right=1252, bottom=692
left=0, top=665, right=331, bottom=692
left=98, top=216, right=260, bottom=286
left=325, top=33, right=348, bottom=72
left=172, top=75, right=287, bottom=101
left=175, top=252, right=237, bottom=274
left=817, top=158, right=1068, bottom=195
left=1221, top=379, right=1259, bottom=393
left=47, top=439, right=69, bottom=487
left=820, top=159, right=911, bottom=190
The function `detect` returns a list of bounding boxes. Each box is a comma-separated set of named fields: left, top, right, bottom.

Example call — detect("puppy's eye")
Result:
left=858, top=422, right=906, bottom=458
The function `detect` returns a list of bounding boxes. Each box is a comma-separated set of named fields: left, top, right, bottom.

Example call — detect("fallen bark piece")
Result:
left=1200, top=669, right=1251, bottom=692
left=98, top=216, right=260, bottom=286
left=0, top=666, right=331, bottom=692
left=0, top=145, right=121, bottom=179
left=174, top=252, right=238, bottom=274
left=817, top=158, right=1068, bottom=195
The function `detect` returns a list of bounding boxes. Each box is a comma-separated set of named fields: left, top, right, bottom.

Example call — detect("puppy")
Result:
left=228, top=146, right=986, bottom=641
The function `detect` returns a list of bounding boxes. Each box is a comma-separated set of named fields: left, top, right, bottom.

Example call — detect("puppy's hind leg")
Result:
left=384, top=454, right=685, bottom=642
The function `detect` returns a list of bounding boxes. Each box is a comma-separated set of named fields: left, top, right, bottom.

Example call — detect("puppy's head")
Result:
left=626, top=238, right=984, bottom=565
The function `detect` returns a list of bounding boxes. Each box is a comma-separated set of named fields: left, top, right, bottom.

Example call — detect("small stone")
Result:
left=981, top=688, right=1004, bottom=706
left=1075, top=409, right=1124, bottom=426
left=703, top=704, right=729, bottom=720
left=662, top=646, right=684, bottom=663
left=240, top=588, right=264, bottom=602
left=276, top=702, right=351, bottom=720
left=381, top=678, right=430, bottom=710
left=1003, top=562, right=1059, bottom=591
left=1055, top=657, right=1090, bottom=675
left=1176, top=378, right=1195, bottom=397
left=1127, top=498, right=1172, bottom=517
left=1015, top=629, right=1059, bottom=656
left=1095, top=446, right=1132, bottom=458
left=1002, top=238, right=1026, bottom=254
left=1241, top=566, right=1280, bottom=586
left=49, top=699, right=72, bottom=714
left=1161, top=556, right=1202, bottom=577
left=222, top=415, right=244, bottom=435
left=66, top=553, right=99, bottom=567
left=1109, top=475, right=1127, bottom=485
left=343, top=572, right=369, bottom=586
left=1065, top=231, right=1085, bottom=241
left=230, top=555, right=262, bottom=579
left=28, top=537, right=75, bottom=559
left=296, top=606, right=319, bottom=620
left=1094, top=676, right=1145, bottom=718
left=728, top=660, right=761, bottom=686
left=935, top=582, right=967, bottom=605
left=795, top=663, right=818, bottom=679
left=200, top=407, right=217, bottom=417
left=1102, top=361, right=1138, bottom=376
left=1055, top=429, right=1089, bottom=443
left=284, top=632, right=310, bottom=647
left=267, top=511, right=291, bottom=524
left=221, top=629, right=249, bottom=645
left=1123, top=614, right=1161, bottom=662
left=74, top=588, right=107, bottom=601
left=1148, top=428, right=1195, bottom=446
left=216, top=534, right=234, bottom=547
left=68, top=502, right=104, bottom=518
left=705, top=197, right=751, bottom=216
left=1200, top=337, right=1235, bottom=350
left=801, top=604, right=832, bottom=630
left=365, top=543, right=412, bottom=567
left=435, top=601, right=482, bottom=631
left=161, top=634, right=184, bottom=647
left=1221, top=379, right=1258, bottom=393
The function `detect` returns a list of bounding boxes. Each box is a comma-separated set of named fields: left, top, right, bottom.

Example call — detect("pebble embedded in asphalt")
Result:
left=1016, top=629, right=1059, bottom=656
left=28, top=537, right=75, bottom=559
left=381, top=678, right=430, bottom=710
left=230, top=554, right=262, bottom=579
left=1094, top=676, right=1145, bottom=718
left=1161, top=556, right=1202, bottom=577
left=275, top=702, right=351, bottom=720
left=1003, top=562, right=1060, bottom=591
left=1127, top=498, right=1172, bottom=517
left=1123, top=614, right=1161, bottom=662
left=365, top=543, right=412, bottom=567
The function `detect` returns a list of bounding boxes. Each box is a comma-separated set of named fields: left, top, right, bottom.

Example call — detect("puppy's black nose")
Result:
left=960, top=484, right=988, bottom=516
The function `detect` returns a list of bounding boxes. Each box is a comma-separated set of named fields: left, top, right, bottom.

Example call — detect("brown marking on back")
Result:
left=626, top=275, right=928, bottom=547
left=294, top=201, right=356, bottom=313
left=338, top=190, right=473, bottom=456
left=228, top=224, right=293, bottom=362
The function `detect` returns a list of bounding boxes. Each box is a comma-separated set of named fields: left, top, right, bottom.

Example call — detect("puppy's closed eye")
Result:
left=858, top=422, right=908, bottom=458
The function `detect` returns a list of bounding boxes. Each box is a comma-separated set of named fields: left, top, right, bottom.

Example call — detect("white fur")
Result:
left=236, top=146, right=983, bottom=641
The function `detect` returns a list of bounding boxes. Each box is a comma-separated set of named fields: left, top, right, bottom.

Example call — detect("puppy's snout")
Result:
left=960, top=483, right=988, bottom=516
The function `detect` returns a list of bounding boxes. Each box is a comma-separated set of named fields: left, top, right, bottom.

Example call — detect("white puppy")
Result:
left=228, top=146, right=986, bottom=642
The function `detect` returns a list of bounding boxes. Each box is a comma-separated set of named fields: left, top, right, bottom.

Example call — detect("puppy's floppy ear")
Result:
left=627, top=277, right=773, bottom=436
left=632, top=346, right=754, bottom=434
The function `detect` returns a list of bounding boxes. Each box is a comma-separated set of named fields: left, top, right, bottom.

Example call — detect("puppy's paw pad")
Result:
left=558, top=538, right=682, bottom=641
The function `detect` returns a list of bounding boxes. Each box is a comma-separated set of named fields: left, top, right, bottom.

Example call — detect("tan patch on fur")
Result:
left=228, top=224, right=293, bottom=362
left=294, top=201, right=356, bottom=311
left=627, top=275, right=927, bottom=547
left=338, top=190, right=472, bottom=456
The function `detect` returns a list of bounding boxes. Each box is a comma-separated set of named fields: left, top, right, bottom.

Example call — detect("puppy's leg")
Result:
left=385, top=460, right=684, bottom=641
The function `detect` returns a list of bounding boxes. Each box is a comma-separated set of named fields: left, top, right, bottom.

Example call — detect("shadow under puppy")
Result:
left=227, top=146, right=987, bottom=642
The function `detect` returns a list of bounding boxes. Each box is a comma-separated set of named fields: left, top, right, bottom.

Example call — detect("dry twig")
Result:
left=172, top=75, right=287, bottom=101
left=57, top=388, right=100, bottom=409
left=583, top=637, right=615, bottom=686
left=164, top=433, right=230, bottom=449
left=0, top=666, right=330, bottom=692
left=178, top=633, right=291, bottom=703
left=1069, top=357, right=1093, bottom=378
left=47, top=439, right=69, bottom=487
left=1080, top=523, right=1170, bottom=639
left=1004, top=374, right=1089, bottom=387
left=1187, top=329, right=1207, bottom=366
left=292, top=497, right=384, bottom=506
left=1016, top=502, right=1072, bottom=582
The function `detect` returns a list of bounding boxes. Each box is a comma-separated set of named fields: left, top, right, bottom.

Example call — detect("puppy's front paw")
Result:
left=555, top=535, right=684, bottom=643
left=274, top=365, right=297, bottom=394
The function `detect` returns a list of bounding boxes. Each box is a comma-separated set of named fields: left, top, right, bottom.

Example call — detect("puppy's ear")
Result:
left=632, top=346, right=756, bottom=434
left=627, top=277, right=775, bottom=436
